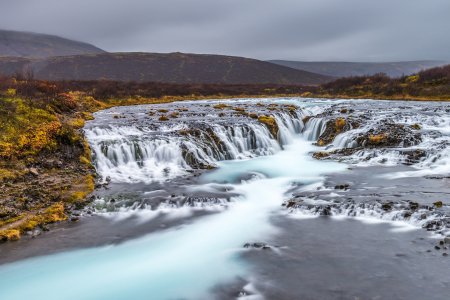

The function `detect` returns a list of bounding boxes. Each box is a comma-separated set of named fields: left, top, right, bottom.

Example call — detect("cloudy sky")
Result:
left=1, top=0, right=449, bottom=62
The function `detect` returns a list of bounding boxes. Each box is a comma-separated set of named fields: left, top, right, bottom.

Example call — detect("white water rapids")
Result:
left=1, top=98, right=450, bottom=299
left=0, top=99, right=347, bottom=299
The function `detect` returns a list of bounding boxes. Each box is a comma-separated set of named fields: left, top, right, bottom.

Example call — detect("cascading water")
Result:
left=84, top=105, right=305, bottom=184
left=1, top=98, right=449, bottom=300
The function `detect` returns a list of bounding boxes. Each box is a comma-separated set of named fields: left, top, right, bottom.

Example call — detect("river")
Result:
left=0, top=98, right=449, bottom=299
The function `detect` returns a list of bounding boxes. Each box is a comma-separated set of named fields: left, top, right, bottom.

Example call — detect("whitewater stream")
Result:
left=1, top=98, right=450, bottom=299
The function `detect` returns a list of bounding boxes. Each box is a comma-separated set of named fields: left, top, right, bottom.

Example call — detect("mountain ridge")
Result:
left=0, top=52, right=334, bottom=85
left=269, top=60, right=448, bottom=78
left=0, top=29, right=105, bottom=58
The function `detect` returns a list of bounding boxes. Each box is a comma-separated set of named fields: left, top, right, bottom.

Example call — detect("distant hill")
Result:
left=0, top=52, right=333, bottom=85
left=0, top=29, right=105, bottom=58
left=317, top=64, right=450, bottom=100
left=269, top=60, right=448, bottom=78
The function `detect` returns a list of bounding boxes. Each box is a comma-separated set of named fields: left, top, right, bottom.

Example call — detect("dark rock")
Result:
left=401, top=149, right=426, bottom=165
left=243, top=242, right=271, bottom=249
left=320, top=206, right=332, bottom=216
left=403, top=211, right=412, bottom=218
left=334, top=184, right=350, bottom=190
left=286, top=201, right=296, bottom=208
left=316, top=117, right=359, bottom=146
left=381, top=203, right=393, bottom=211
left=409, top=202, right=419, bottom=210
left=40, top=225, right=50, bottom=232
left=355, top=122, right=422, bottom=148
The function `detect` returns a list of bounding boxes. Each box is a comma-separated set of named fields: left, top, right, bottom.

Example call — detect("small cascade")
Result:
left=274, top=111, right=304, bottom=145
left=303, top=117, right=327, bottom=141
left=85, top=109, right=306, bottom=183
left=87, top=134, right=191, bottom=183
left=287, top=199, right=450, bottom=235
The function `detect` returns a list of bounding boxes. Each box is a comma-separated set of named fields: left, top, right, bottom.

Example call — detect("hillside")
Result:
left=0, top=52, right=333, bottom=85
left=0, top=29, right=105, bottom=58
left=269, top=60, right=447, bottom=78
left=316, top=64, right=450, bottom=100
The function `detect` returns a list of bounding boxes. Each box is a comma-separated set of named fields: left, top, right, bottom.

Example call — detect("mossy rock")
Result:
left=313, top=152, right=330, bottom=159
left=258, top=115, right=279, bottom=137
left=213, top=104, right=231, bottom=110
left=316, top=118, right=349, bottom=146
left=368, top=134, right=388, bottom=145
left=433, top=201, right=443, bottom=208
left=0, top=229, right=20, bottom=241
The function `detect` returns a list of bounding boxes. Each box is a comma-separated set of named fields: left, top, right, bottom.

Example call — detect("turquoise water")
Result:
left=0, top=132, right=344, bottom=300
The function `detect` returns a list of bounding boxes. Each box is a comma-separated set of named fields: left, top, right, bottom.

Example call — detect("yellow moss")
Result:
left=6, top=88, right=16, bottom=97
left=0, top=97, right=63, bottom=157
left=313, top=151, right=330, bottom=159
left=159, top=115, right=169, bottom=121
left=213, top=103, right=231, bottom=110
left=158, top=109, right=169, bottom=113
left=0, top=168, right=17, bottom=181
left=85, top=174, right=95, bottom=192
left=335, top=118, right=346, bottom=132
left=19, top=219, right=39, bottom=231
left=406, top=75, right=420, bottom=83
left=68, top=174, right=95, bottom=203
left=79, top=155, right=91, bottom=166
left=433, top=201, right=443, bottom=208
left=0, top=229, right=20, bottom=241
left=258, top=115, right=278, bottom=137
left=285, top=105, right=298, bottom=112
left=67, top=118, right=85, bottom=129
left=81, top=112, right=95, bottom=120
left=369, top=134, right=387, bottom=144
left=41, top=202, right=67, bottom=223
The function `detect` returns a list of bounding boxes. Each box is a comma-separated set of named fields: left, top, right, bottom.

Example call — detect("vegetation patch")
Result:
left=213, top=103, right=231, bottom=110
left=258, top=115, right=279, bottom=137
left=368, top=134, right=388, bottom=145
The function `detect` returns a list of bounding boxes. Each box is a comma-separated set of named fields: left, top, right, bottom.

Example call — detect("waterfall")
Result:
left=303, top=117, right=327, bottom=141
left=85, top=110, right=305, bottom=183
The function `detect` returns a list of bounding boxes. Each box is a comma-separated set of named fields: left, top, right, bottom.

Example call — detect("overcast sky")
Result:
left=1, top=0, right=449, bottom=62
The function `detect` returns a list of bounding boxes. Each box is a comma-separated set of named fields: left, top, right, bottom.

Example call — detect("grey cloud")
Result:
left=1, top=0, right=449, bottom=61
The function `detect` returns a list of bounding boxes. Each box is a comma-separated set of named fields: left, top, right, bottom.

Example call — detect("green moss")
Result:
left=433, top=201, right=443, bottom=208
